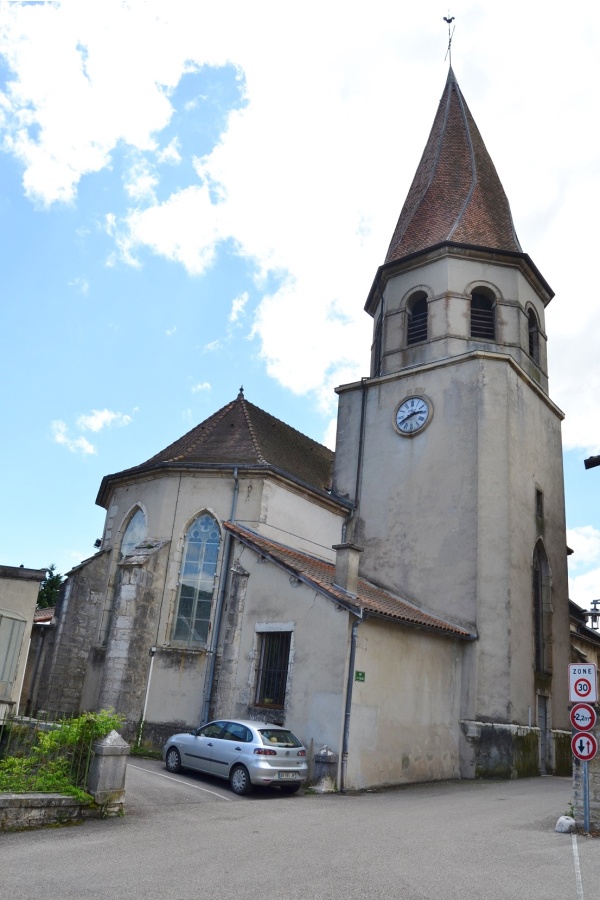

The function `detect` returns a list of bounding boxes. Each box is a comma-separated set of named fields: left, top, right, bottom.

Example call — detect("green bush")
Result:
left=0, top=710, right=123, bottom=801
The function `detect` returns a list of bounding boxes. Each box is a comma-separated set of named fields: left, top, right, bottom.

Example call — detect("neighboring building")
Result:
left=0, top=565, right=46, bottom=721
left=570, top=600, right=600, bottom=669
left=34, top=69, right=572, bottom=787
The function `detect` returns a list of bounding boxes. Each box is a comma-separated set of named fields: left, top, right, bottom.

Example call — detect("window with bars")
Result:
left=254, top=631, right=292, bottom=709
left=470, top=291, right=495, bottom=340
left=172, top=513, right=221, bottom=646
left=407, top=294, right=428, bottom=345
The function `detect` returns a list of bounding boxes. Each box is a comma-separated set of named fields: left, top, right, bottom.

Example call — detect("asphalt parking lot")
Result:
left=1, top=763, right=597, bottom=900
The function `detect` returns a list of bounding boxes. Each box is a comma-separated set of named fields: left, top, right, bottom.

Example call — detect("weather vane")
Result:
left=444, top=13, right=455, bottom=67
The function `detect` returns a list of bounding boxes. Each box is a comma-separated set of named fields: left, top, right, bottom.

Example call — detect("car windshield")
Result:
left=259, top=729, right=302, bottom=748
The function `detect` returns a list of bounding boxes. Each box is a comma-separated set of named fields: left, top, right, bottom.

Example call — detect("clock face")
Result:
left=395, top=396, right=431, bottom=436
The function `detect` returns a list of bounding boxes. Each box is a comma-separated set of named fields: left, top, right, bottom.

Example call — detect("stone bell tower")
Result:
left=333, top=68, right=570, bottom=776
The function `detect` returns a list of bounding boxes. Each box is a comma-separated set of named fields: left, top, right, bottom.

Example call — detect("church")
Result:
left=35, top=69, right=571, bottom=788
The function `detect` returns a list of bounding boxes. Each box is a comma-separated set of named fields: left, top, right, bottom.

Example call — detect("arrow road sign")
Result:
left=570, top=703, right=597, bottom=731
left=572, top=732, right=598, bottom=762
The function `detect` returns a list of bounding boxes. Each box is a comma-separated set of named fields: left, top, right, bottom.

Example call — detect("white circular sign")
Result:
left=570, top=703, right=597, bottom=731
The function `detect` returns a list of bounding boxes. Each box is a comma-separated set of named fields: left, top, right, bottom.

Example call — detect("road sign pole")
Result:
left=583, top=760, right=590, bottom=833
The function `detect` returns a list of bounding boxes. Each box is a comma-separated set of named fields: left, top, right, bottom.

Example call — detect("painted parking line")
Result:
left=127, top=762, right=233, bottom=801
left=572, top=835, right=584, bottom=900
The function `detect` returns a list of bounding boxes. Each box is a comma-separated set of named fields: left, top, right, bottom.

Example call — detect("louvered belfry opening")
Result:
left=407, top=294, right=428, bottom=345
left=255, top=631, right=291, bottom=708
left=470, top=291, right=495, bottom=340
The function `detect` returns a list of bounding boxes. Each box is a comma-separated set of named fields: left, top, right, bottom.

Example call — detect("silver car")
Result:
left=162, top=718, right=308, bottom=795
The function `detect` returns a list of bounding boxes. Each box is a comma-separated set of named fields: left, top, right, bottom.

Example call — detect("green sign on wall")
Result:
left=355, top=671, right=365, bottom=682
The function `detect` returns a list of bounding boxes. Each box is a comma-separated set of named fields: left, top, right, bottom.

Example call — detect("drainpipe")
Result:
left=136, top=646, right=156, bottom=749
left=200, top=466, right=239, bottom=724
left=340, top=617, right=360, bottom=793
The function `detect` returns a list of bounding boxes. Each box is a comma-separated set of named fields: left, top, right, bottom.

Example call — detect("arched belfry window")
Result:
left=172, top=513, right=221, bottom=646
left=470, top=289, right=495, bottom=341
left=533, top=541, right=552, bottom=674
left=528, top=308, right=540, bottom=363
left=407, top=292, right=428, bottom=345
left=120, top=508, right=147, bottom=559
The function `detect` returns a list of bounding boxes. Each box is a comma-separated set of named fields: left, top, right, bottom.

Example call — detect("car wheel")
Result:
left=279, top=783, right=301, bottom=795
left=165, top=747, right=182, bottom=773
left=230, top=764, right=253, bottom=795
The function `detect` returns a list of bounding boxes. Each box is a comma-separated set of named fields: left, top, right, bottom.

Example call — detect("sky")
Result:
left=1, top=1, right=600, bottom=610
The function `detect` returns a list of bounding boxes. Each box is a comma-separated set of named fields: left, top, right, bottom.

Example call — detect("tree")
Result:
left=37, top=564, right=63, bottom=608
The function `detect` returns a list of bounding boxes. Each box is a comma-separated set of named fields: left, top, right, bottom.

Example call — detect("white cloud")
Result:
left=203, top=339, right=222, bottom=353
left=157, top=138, right=181, bottom=165
left=568, top=527, right=600, bottom=569
left=77, top=409, right=132, bottom=432
left=191, top=381, right=211, bottom=393
left=229, top=291, right=248, bottom=324
left=68, top=277, right=89, bottom=295
left=124, top=157, right=158, bottom=202
left=51, top=420, right=96, bottom=456
left=166, top=326, right=176, bottom=336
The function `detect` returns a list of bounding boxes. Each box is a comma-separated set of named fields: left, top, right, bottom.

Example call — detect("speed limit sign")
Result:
left=569, top=664, right=598, bottom=703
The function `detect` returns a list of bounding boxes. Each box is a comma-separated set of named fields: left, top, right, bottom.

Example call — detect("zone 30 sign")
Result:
left=568, top=664, right=598, bottom=703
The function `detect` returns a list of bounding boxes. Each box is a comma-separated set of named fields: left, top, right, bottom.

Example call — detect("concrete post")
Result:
left=87, top=729, right=130, bottom=815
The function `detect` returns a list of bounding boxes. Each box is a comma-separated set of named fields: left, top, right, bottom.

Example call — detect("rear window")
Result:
left=259, top=729, right=302, bottom=748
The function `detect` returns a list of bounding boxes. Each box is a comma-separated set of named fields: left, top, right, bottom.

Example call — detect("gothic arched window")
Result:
left=470, top=290, right=495, bottom=340
left=172, top=513, right=221, bottom=646
left=528, top=308, right=540, bottom=363
left=407, top=292, right=428, bottom=345
left=120, top=508, right=147, bottom=559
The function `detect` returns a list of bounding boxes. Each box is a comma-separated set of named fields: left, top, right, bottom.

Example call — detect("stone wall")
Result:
left=572, top=721, right=600, bottom=830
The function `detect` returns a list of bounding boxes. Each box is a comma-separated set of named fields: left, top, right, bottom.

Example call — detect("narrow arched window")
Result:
left=120, top=508, right=147, bottom=559
left=470, top=291, right=495, bottom=340
left=372, top=313, right=383, bottom=376
left=533, top=541, right=552, bottom=674
left=172, top=513, right=221, bottom=646
left=528, top=309, right=540, bottom=363
left=407, top=293, right=428, bottom=345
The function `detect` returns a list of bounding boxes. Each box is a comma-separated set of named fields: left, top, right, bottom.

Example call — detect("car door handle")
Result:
left=207, top=742, right=213, bottom=747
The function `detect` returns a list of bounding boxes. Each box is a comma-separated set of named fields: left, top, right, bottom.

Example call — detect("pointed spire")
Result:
left=385, top=69, right=522, bottom=265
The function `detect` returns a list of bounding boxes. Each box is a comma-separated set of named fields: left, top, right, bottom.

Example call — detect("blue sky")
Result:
left=1, top=1, right=600, bottom=609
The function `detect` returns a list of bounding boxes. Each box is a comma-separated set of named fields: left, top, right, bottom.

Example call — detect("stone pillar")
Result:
left=87, top=730, right=130, bottom=816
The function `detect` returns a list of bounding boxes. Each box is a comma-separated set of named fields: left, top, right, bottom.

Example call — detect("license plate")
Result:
left=278, top=772, right=298, bottom=780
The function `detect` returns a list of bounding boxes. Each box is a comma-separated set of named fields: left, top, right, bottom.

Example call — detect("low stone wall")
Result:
left=0, top=729, right=130, bottom=831
left=0, top=793, right=85, bottom=831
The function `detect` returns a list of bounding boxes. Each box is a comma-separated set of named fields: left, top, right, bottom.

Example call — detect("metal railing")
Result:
left=0, top=710, right=95, bottom=794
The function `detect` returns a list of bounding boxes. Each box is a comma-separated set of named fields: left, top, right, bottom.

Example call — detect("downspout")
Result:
left=200, top=466, right=239, bottom=724
left=340, top=617, right=360, bottom=793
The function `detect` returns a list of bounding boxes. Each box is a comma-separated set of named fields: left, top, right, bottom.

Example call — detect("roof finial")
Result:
left=443, top=13, right=455, bottom=68
left=237, top=385, right=244, bottom=399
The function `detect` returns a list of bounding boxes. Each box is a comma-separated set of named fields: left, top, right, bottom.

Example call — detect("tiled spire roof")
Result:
left=96, top=393, right=335, bottom=506
left=385, top=68, right=522, bottom=264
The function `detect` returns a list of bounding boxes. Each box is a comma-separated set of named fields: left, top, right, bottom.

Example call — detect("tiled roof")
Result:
left=97, top=393, right=335, bottom=506
left=385, top=68, right=521, bottom=265
left=34, top=607, right=55, bottom=624
left=225, top=523, right=474, bottom=639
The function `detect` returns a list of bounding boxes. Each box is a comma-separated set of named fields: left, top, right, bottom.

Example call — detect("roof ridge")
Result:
left=239, top=398, right=268, bottom=465
left=446, top=79, right=477, bottom=240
